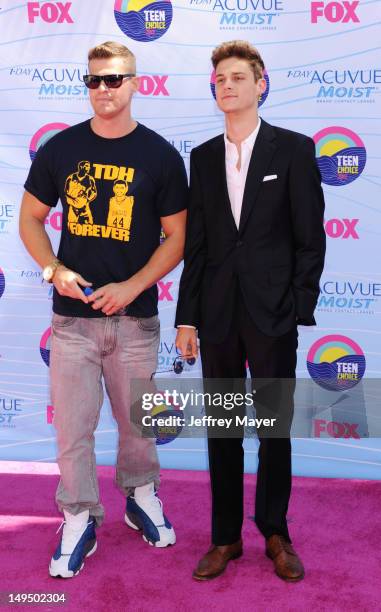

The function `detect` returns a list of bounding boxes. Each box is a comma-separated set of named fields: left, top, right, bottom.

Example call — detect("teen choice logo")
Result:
left=313, top=126, right=366, bottom=186
left=0, top=267, right=5, bottom=299
left=307, top=334, right=366, bottom=391
left=259, top=70, right=270, bottom=107
left=210, top=69, right=270, bottom=108
left=210, top=70, right=216, bottom=99
left=29, top=123, right=70, bottom=161
left=114, top=0, right=173, bottom=42
left=40, top=327, right=52, bottom=367
left=150, top=402, right=183, bottom=445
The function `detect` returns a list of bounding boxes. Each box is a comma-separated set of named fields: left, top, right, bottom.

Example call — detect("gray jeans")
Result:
left=50, top=313, right=161, bottom=526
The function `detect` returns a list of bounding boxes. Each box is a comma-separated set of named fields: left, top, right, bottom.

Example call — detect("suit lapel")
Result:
left=210, top=136, right=238, bottom=234
left=238, top=120, right=277, bottom=234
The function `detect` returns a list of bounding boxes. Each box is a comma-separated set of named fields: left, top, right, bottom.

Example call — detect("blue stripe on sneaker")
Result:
left=68, top=519, right=96, bottom=573
left=126, top=497, right=161, bottom=544
left=59, top=518, right=96, bottom=574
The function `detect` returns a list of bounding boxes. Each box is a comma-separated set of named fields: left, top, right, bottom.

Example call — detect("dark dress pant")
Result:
left=200, top=286, right=298, bottom=545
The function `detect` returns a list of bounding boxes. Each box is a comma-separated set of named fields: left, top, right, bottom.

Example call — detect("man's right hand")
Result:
left=53, top=266, right=92, bottom=304
left=175, top=327, right=198, bottom=359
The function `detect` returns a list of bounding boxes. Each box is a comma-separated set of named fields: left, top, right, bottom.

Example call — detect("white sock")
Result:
left=134, top=482, right=155, bottom=501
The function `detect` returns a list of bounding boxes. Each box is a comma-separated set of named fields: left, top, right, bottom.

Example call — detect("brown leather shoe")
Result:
left=193, top=539, right=243, bottom=581
left=266, top=535, right=305, bottom=582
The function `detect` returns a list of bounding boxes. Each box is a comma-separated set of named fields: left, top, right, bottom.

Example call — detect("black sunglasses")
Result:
left=82, top=73, right=136, bottom=89
left=150, top=355, right=197, bottom=380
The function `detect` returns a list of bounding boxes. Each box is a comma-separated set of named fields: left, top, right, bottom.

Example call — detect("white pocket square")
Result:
left=263, top=174, right=278, bottom=182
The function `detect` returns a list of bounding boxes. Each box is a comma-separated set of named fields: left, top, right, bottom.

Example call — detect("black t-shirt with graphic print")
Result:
left=24, top=120, right=188, bottom=318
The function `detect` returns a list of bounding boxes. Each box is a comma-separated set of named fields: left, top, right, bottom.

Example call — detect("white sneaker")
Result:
left=125, top=482, right=176, bottom=548
left=49, top=510, right=97, bottom=578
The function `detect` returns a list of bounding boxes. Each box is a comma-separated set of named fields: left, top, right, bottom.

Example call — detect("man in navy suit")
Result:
left=176, top=40, right=326, bottom=582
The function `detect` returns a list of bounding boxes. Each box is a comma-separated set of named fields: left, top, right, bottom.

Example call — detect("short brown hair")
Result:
left=88, top=41, right=136, bottom=71
left=212, top=40, right=265, bottom=81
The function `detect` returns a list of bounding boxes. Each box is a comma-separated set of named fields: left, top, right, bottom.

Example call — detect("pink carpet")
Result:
left=0, top=461, right=380, bottom=611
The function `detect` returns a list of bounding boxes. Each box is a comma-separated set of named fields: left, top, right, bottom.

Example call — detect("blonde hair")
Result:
left=88, top=41, right=136, bottom=71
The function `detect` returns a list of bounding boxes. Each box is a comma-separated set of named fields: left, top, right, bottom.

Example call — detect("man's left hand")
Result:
left=88, top=280, right=141, bottom=315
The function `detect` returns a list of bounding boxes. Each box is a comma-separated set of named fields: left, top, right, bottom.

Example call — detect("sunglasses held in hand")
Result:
left=150, top=355, right=197, bottom=380
left=82, top=73, right=136, bottom=89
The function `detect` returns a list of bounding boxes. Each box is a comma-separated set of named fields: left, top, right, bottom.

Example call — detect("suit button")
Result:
left=236, top=240, right=243, bottom=247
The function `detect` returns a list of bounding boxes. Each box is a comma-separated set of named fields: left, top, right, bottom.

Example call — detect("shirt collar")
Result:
left=224, top=117, right=261, bottom=151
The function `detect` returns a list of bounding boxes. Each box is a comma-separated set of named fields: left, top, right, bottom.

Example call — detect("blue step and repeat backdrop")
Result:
left=0, top=0, right=380, bottom=478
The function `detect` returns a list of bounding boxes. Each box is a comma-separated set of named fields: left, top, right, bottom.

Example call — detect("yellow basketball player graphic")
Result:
left=65, top=160, right=97, bottom=224
left=107, top=179, right=134, bottom=236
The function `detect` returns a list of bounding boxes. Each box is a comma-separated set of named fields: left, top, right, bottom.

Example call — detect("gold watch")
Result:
left=42, top=259, right=62, bottom=283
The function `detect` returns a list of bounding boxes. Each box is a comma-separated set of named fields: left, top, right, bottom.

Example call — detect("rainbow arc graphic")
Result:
left=39, top=328, right=52, bottom=367
left=29, top=123, right=70, bottom=161
left=150, top=402, right=183, bottom=445
left=313, top=126, right=366, bottom=186
left=307, top=334, right=366, bottom=391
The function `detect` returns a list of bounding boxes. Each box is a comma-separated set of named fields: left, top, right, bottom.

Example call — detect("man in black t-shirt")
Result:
left=19, top=41, right=188, bottom=579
